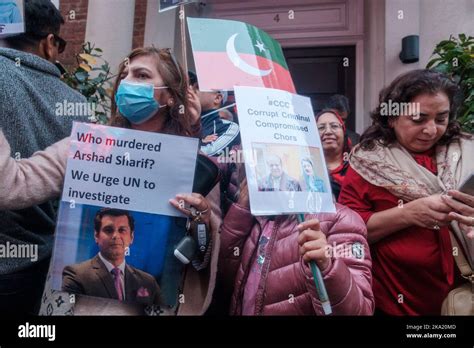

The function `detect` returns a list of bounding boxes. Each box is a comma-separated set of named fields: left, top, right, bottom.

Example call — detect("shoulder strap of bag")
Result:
left=449, top=231, right=473, bottom=278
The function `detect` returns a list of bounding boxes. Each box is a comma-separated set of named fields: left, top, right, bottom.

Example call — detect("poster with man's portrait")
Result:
left=50, top=203, right=187, bottom=312
left=49, top=123, right=200, bottom=314
left=235, top=86, right=336, bottom=216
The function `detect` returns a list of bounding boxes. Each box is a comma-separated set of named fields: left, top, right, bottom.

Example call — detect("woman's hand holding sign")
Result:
left=297, top=219, right=331, bottom=271
left=170, top=193, right=211, bottom=227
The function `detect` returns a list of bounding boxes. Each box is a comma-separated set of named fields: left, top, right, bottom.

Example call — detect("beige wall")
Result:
left=419, top=0, right=474, bottom=65
left=384, top=0, right=421, bottom=83
left=144, top=0, right=202, bottom=72
left=384, top=0, right=474, bottom=84
left=84, top=0, right=135, bottom=74
left=360, top=0, right=474, bottom=130
left=144, top=0, right=177, bottom=51
left=363, top=0, right=386, bottom=129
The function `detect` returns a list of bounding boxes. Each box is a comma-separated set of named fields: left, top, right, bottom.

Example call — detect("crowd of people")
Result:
left=1, top=0, right=473, bottom=317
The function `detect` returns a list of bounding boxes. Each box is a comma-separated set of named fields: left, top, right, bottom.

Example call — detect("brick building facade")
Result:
left=133, top=0, right=147, bottom=49
left=58, top=0, right=147, bottom=68
left=59, top=0, right=88, bottom=67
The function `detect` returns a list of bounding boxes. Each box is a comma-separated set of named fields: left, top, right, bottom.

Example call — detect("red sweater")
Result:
left=338, top=150, right=460, bottom=315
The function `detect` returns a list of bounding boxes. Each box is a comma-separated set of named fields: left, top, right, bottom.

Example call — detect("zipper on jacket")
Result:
left=253, top=217, right=282, bottom=315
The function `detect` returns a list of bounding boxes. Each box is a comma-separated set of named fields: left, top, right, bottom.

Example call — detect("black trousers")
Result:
left=0, top=257, right=50, bottom=316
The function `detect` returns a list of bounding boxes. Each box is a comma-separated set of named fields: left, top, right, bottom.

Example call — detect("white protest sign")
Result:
left=0, top=0, right=25, bottom=37
left=62, top=122, right=199, bottom=217
left=235, top=86, right=335, bottom=216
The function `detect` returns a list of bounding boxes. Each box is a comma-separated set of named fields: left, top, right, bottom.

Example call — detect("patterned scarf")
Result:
left=349, top=136, right=474, bottom=267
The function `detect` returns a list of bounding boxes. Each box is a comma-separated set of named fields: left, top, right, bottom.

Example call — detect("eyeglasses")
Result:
left=317, top=123, right=343, bottom=133
left=53, top=34, right=67, bottom=54
left=27, top=32, right=67, bottom=54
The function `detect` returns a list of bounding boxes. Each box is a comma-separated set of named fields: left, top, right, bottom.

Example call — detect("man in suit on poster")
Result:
left=62, top=208, right=161, bottom=305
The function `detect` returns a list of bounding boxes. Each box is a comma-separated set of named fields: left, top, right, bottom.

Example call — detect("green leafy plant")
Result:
left=427, top=34, right=474, bottom=133
left=62, top=42, right=115, bottom=124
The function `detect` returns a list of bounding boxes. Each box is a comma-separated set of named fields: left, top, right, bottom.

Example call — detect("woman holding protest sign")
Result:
left=218, top=165, right=374, bottom=315
left=339, top=69, right=474, bottom=315
left=0, top=47, right=221, bottom=316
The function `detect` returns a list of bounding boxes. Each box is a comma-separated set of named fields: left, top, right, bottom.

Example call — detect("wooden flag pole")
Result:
left=180, top=3, right=188, bottom=75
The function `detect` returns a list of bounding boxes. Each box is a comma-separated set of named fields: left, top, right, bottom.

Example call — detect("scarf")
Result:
left=349, top=136, right=474, bottom=268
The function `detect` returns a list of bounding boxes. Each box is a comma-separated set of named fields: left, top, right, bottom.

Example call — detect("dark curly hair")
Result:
left=359, top=69, right=465, bottom=150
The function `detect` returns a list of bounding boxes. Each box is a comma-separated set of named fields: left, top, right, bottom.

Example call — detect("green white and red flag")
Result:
left=187, top=18, right=295, bottom=93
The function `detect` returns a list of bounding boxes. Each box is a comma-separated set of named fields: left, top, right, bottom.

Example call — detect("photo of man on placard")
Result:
left=257, top=153, right=302, bottom=192
left=62, top=208, right=161, bottom=306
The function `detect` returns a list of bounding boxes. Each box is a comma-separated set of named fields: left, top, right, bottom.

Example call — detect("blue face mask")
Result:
left=115, top=80, right=168, bottom=124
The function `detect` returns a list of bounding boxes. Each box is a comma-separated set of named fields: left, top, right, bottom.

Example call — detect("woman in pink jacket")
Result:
left=219, top=176, right=374, bottom=315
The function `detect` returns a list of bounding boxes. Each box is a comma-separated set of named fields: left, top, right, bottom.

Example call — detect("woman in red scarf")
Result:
left=339, top=69, right=474, bottom=315
left=316, top=109, right=352, bottom=199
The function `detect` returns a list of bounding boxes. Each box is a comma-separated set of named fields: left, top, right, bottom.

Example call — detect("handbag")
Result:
left=441, top=231, right=474, bottom=315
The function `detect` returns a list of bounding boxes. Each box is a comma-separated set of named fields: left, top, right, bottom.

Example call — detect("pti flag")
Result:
left=187, top=18, right=295, bottom=93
